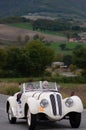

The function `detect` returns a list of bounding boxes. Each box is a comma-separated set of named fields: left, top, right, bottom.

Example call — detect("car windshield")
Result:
left=20, top=81, right=59, bottom=92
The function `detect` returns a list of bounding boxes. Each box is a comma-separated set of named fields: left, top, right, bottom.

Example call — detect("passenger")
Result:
left=42, top=81, right=49, bottom=89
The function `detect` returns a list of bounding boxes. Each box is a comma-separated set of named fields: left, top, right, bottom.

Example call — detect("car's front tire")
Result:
left=69, top=112, right=81, bottom=128
left=27, top=107, right=36, bottom=130
left=8, top=106, right=16, bottom=124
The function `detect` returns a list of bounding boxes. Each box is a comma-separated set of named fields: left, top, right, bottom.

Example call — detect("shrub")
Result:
left=0, top=82, right=20, bottom=95
left=44, top=70, right=51, bottom=76
left=69, top=64, right=77, bottom=72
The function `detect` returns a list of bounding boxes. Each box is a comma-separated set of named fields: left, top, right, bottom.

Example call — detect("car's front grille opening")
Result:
left=50, top=94, right=57, bottom=115
left=56, top=94, right=62, bottom=116
left=50, top=94, right=62, bottom=116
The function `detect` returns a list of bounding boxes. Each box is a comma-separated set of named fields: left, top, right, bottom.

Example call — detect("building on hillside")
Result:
left=52, top=62, right=64, bottom=67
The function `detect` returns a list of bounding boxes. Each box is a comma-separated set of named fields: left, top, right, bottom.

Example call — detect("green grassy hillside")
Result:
left=7, top=22, right=86, bottom=55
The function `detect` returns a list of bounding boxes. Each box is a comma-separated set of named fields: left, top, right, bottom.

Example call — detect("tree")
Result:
left=33, top=34, right=39, bottom=40
left=17, top=35, right=22, bottom=44
left=0, top=48, right=7, bottom=77
left=4, top=47, right=22, bottom=76
left=26, top=39, right=54, bottom=76
left=4, top=47, right=31, bottom=77
left=69, top=64, right=77, bottom=72
left=0, top=40, right=54, bottom=77
left=72, top=25, right=81, bottom=31
left=59, top=43, right=66, bottom=50
left=0, top=48, right=6, bottom=69
left=63, top=55, right=72, bottom=66
left=54, top=52, right=64, bottom=61
left=72, top=47, right=86, bottom=75
left=24, top=35, right=30, bottom=43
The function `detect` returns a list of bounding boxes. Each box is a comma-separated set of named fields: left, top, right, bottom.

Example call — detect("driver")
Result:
left=42, top=81, right=49, bottom=89
left=27, top=83, right=33, bottom=90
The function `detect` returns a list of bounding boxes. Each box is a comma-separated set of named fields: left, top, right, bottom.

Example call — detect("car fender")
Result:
left=62, top=96, right=83, bottom=116
left=6, top=96, right=16, bottom=117
left=26, top=97, right=39, bottom=114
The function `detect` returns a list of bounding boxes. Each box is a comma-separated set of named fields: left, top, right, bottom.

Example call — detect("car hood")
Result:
left=25, top=91, right=61, bottom=100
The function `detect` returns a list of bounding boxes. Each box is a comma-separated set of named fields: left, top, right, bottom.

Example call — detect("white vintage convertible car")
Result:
left=6, top=81, right=83, bottom=130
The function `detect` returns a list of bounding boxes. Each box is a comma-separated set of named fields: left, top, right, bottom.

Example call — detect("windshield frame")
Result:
left=20, top=81, right=59, bottom=93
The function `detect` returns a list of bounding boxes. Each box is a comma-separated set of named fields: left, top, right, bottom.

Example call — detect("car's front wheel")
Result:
left=27, top=107, right=36, bottom=130
left=8, top=106, right=16, bottom=124
left=69, top=112, right=81, bottom=128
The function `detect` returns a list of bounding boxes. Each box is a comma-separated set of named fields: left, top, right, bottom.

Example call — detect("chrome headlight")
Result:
left=65, top=98, right=73, bottom=107
left=40, top=99, right=49, bottom=108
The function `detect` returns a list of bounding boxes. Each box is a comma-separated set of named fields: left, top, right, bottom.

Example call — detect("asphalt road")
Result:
left=0, top=94, right=86, bottom=130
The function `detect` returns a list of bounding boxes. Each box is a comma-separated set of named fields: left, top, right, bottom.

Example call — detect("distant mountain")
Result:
left=0, top=0, right=86, bottom=20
